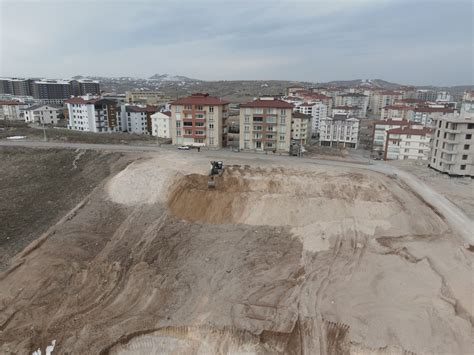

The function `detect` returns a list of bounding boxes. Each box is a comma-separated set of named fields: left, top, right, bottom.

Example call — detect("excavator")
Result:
left=208, top=161, right=224, bottom=188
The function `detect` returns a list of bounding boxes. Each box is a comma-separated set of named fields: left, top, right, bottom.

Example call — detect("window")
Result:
left=176, top=122, right=181, bottom=128
left=404, top=149, right=409, bottom=152
left=183, top=122, right=192, bottom=126
left=197, top=105, right=203, bottom=110
left=464, top=144, right=470, bottom=150
left=209, top=123, right=214, bottom=129
left=244, top=125, right=249, bottom=132
left=279, top=135, right=285, bottom=141
left=466, top=134, right=472, bottom=140
left=184, top=105, right=192, bottom=110
left=176, top=130, right=181, bottom=136
left=255, top=108, right=263, bottom=114
left=280, top=109, right=286, bottom=115
left=195, top=122, right=204, bottom=127
left=418, top=150, right=424, bottom=154
left=462, top=155, right=468, bottom=160
left=209, top=137, right=214, bottom=145
left=196, top=114, right=204, bottom=119
left=244, top=115, right=250, bottom=123
left=406, top=135, right=411, bottom=139
left=209, top=106, right=214, bottom=113
left=460, top=165, right=466, bottom=170
left=468, top=124, right=474, bottom=129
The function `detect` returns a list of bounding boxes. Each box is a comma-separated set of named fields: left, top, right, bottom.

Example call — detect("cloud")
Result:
left=0, top=0, right=471, bottom=85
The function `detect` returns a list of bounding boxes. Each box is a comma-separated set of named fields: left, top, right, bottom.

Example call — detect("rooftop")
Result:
left=170, top=93, right=229, bottom=106
left=374, top=119, right=411, bottom=126
left=387, top=127, right=433, bottom=136
left=240, top=98, right=293, bottom=109
left=292, top=112, right=311, bottom=119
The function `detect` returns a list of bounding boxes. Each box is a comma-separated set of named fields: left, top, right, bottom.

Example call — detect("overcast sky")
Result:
left=0, top=0, right=472, bottom=85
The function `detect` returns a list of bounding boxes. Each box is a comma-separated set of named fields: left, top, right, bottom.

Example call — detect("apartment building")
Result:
left=381, top=105, right=413, bottom=120
left=335, top=93, right=369, bottom=117
left=0, top=100, right=27, bottom=120
left=370, top=91, right=403, bottom=116
left=411, top=107, right=455, bottom=127
left=291, top=112, right=311, bottom=145
left=385, top=126, right=432, bottom=161
left=333, top=106, right=364, bottom=118
left=416, top=89, right=437, bottom=102
left=118, top=105, right=158, bottom=135
left=319, top=113, right=359, bottom=148
left=239, top=97, right=293, bottom=153
left=295, top=102, right=327, bottom=135
left=429, top=98, right=474, bottom=176
left=31, top=80, right=72, bottom=104
left=372, top=119, right=411, bottom=158
left=151, top=111, right=171, bottom=138
left=71, top=79, right=100, bottom=96
left=23, top=104, right=62, bottom=124
left=65, top=97, right=120, bottom=132
left=126, top=90, right=168, bottom=105
left=170, top=93, right=229, bottom=148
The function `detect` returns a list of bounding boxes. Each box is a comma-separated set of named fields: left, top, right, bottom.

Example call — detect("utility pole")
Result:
left=42, top=117, right=47, bottom=141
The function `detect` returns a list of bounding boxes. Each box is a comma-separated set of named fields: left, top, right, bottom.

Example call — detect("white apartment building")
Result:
left=239, top=97, right=293, bottom=153
left=385, top=126, right=432, bottom=161
left=335, top=93, right=369, bottom=117
left=429, top=98, right=474, bottom=177
left=0, top=100, right=26, bottom=120
left=380, top=105, right=413, bottom=120
left=170, top=93, right=229, bottom=148
left=333, top=106, right=364, bottom=118
left=411, top=107, right=455, bottom=127
left=372, top=119, right=411, bottom=158
left=65, top=97, right=120, bottom=132
left=118, top=105, right=158, bottom=135
left=319, top=114, right=359, bottom=149
left=151, top=111, right=171, bottom=138
left=291, top=112, right=311, bottom=145
left=23, top=104, right=62, bottom=124
left=295, top=102, right=327, bottom=136
left=436, top=91, right=453, bottom=102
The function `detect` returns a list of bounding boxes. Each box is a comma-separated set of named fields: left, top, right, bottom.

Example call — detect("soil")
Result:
left=0, top=150, right=472, bottom=354
left=0, top=147, right=127, bottom=269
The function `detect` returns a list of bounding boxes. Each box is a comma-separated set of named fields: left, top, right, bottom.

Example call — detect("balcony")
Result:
left=440, top=158, right=455, bottom=165
left=445, top=128, right=461, bottom=134
left=441, top=147, right=458, bottom=154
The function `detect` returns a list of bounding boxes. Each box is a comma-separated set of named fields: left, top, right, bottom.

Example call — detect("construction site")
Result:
left=0, top=145, right=472, bottom=354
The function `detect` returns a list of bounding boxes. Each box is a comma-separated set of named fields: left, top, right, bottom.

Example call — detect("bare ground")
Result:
left=0, top=150, right=472, bottom=354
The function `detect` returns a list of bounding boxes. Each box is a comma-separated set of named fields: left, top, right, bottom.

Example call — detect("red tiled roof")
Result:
left=378, top=91, right=402, bottom=95
left=240, top=98, right=293, bottom=109
left=162, top=111, right=171, bottom=117
left=383, top=105, right=413, bottom=110
left=414, top=107, right=455, bottom=113
left=387, top=127, right=432, bottom=136
left=396, top=98, right=426, bottom=104
left=170, top=93, right=229, bottom=106
left=0, top=100, right=21, bottom=105
left=374, top=119, right=410, bottom=126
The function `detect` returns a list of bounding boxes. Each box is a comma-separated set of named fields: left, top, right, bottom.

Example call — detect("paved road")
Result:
left=1, top=140, right=472, bottom=243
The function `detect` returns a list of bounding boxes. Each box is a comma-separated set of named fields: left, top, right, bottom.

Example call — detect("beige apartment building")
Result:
left=126, top=90, right=169, bottom=105
left=385, top=126, right=432, bottom=161
left=370, top=91, right=403, bottom=116
left=429, top=116, right=474, bottom=176
left=170, top=93, right=229, bottom=148
left=239, top=97, right=293, bottom=153
left=291, top=112, right=311, bottom=145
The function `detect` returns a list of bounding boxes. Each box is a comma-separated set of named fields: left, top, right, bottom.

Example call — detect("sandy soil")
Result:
left=387, top=159, right=474, bottom=219
left=0, top=150, right=472, bottom=354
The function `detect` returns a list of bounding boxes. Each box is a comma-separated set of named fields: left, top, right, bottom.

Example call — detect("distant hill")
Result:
left=148, top=74, right=200, bottom=82
left=314, top=79, right=402, bottom=90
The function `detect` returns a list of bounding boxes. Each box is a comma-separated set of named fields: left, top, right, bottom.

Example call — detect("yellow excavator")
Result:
left=208, top=161, right=224, bottom=188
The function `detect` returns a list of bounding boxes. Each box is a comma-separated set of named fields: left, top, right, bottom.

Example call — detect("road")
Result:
left=1, top=139, right=472, bottom=243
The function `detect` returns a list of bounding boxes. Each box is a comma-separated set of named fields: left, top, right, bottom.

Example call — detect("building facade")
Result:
left=239, top=97, right=293, bottom=153
left=295, top=102, right=327, bottom=136
left=126, top=90, right=168, bottom=105
left=65, top=97, right=120, bottom=133
left=71, top=79, right=100, bottom=96
left=385, top=127, right=432, bottom=161
left=0, top=100, right=25, bottom=120
left=170, top=93, right=229, bottom=148
left=429, top=114, right=474, bottom=176
left=291, top=112, right=311, bottom=145
left=118, top=105, right=158, bottom=135
left=371, top=91, right=403, bottom=116
left=319, top=114, right=359, bottom=148
left=23, top=104, right=62, bottom=124
left=372, top=119, right=411, bottom=158
left=335, top=93, right=369, bottom=117
left=151, top=111, right=172, bottom=138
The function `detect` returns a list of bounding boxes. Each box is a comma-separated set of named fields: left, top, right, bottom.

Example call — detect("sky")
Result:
left=0, top=0, right=472, bottom=86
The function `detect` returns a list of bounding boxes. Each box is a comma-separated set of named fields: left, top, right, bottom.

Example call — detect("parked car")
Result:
left=177, top=145, right=190, bottom=150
